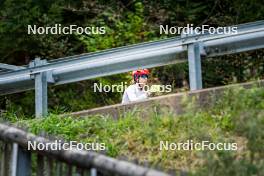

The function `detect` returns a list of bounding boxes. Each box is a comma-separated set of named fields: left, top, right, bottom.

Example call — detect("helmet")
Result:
left=132, top=69, right=150, bottom=81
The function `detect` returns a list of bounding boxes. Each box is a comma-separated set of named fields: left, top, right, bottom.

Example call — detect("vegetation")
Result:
left=0, top=1, right=264, bottom=175
left=4, top=86, right=262, bottom=175
left=1, top=0, right=264, bottom=116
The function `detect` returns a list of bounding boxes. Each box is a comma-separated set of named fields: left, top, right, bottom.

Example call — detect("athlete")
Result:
left=121, top=69, right=150, bottom=104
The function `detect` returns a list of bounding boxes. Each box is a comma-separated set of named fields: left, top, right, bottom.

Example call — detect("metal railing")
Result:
left=0, top=20, right=264, bottom=117
left=0, top=123, right=170, bottom=176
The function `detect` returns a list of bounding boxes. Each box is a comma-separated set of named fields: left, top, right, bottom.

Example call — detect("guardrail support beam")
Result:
left=30, top=58, right=48, bottom=118
left=17, top=145, right=31, bottom=176
left=91, top=168, right=97, bottom=176
left=188, top=42, right=203, bottom=90
left=11, top=143, right=31, bottom=176
left=35, top=71, right=48, bottom=118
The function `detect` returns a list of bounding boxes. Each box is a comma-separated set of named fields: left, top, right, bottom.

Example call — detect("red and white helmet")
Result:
left=132, top=69, right=150, bottom=81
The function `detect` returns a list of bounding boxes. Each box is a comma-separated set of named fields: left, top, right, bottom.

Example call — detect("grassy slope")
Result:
left=12, top=86, right=264, bottom=176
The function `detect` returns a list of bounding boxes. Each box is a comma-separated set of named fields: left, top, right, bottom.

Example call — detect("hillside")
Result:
left=10, top=85, right=264, bottom=175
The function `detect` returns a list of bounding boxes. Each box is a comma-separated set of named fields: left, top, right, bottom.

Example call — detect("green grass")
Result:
left=6, top=85, right=264, bottom=175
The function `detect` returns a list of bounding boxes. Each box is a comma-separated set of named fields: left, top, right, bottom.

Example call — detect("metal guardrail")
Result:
left=0, top=63, right=25, bottom=71
left=0, top=123, right=170, bottom=176
left=0, top=20, right=264, bottom=117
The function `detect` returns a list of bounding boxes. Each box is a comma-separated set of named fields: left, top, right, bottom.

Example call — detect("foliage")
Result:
left=13, top=86, right=264, bottom=175
left=0, top=0, right=264, bottom=116
left=1, top=1, right=264, bottom=175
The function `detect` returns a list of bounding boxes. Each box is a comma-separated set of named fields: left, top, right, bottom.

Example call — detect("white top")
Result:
left=121, top=84, right=148, bottom=104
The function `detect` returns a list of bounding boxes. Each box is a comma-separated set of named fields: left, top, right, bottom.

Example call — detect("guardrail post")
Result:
left=11, top=143, right=31, bottom=176
left=30, top=58, right=48, bottom=118
left=91, top=168, right=97, bottom=176
left=187, top=42, right=204, bottom=90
